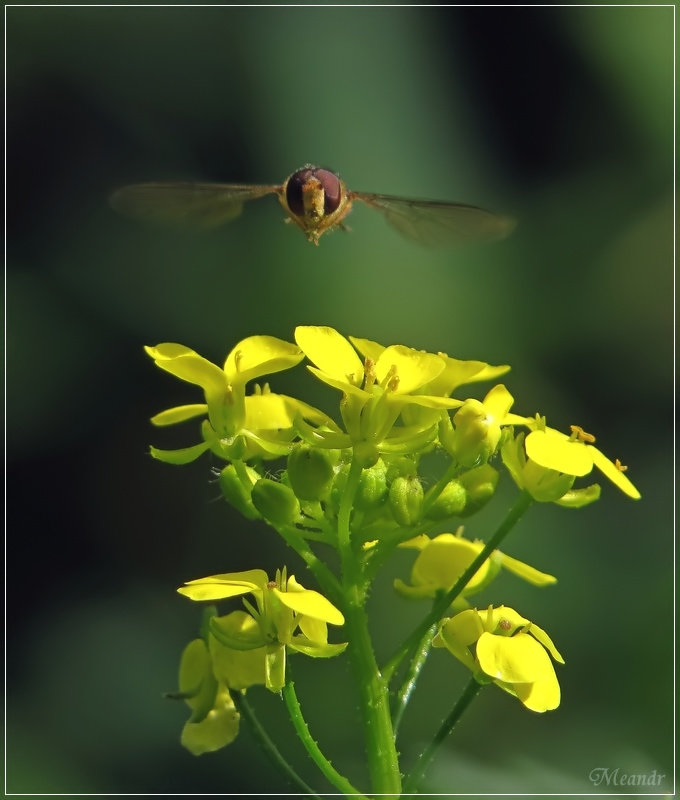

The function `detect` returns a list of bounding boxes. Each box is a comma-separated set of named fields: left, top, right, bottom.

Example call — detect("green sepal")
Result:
left=555, top=483, right=601, bottom=508
left=150, top=441, right=211, bottom=464
left=210, top=612, right=269, bottom=651
left=288, top=637, right=348, bottom=658
left=264, top=645, right=286, bottom=692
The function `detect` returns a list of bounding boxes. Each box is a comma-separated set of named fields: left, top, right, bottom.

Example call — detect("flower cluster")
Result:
left=148, top=326, right=640, bottom=764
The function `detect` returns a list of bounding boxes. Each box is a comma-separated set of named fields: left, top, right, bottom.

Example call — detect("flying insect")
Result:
left=110, top=164, right=514, bottom=246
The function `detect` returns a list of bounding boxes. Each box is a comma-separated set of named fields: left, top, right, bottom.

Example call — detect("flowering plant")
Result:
left=148, top=325, right=639, bottom=795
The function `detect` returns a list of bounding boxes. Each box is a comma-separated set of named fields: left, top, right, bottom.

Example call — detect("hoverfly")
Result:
left=110, top=164, right=514, bottom=247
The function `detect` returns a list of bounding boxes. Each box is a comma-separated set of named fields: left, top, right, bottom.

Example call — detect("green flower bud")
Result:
left=219, top=464, right=262, bottom=520
left=286, top=445, right=335, bottom=501
left=425, top=479, right=467, bottom=520
left=355, top=459, right=388, bottom=511
left=251, top=478, right=300, bottom=525
left=385, top=456, right=418, bottom=481
left=389, top=475, right=424, bottom=526
left=456, top=464, right=499, bottom=516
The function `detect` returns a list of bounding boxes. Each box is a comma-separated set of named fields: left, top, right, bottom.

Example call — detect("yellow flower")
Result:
left=394, top=531, right=556, bottom=605
left=175, top=638, right=240, bottom=756
left=502, top=416, right=641, bottom=501
left=294, top=326, right=464, bottom=465
left=145, top=339, right=334, bottom=463
left=441, top=384, right=527, bottom=467
left=178, top=568, right=346, bottom=692
left=434, top=605, right=564, bottom=712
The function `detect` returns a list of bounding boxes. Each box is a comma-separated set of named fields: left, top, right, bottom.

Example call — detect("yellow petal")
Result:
left=224, top=335, right=303, bottom=384
left=525, top=430, right=593, bottom=476
left=146, top=344, right=227, bottom=394
left=273, top=577, right=344, bottom=625
left=178, top=569, right=268, bottom=601
left=151, top=404, right=208, bottom=426
left=349, top=336, right=385, bottom=362
left=482, top=384, right=514, bottom=421
left=590, top=447, right=641, bottom=499
left=477, top=632, right=552, bottom=683
left=295, top=326, right=363, bottom=385
left=375, top=346, right=445, bottom=394
left=499, top=553, right=557, bottom=586
left=512, top=671, right=561, bottom=712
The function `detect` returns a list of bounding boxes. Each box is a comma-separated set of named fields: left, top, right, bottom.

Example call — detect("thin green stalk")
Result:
left=282, top=680, right=366, bottom=798
left=337, top=458, right=402, bottom=797
left=276, top=524, right=344, bottom=609
left=392, top=621, right=438, bottom=738
left=421, top=459, right=460, bottom=516
left=402, top=677, right=483, bottom=793
left=382, top=491, right=534, bottom=682
left=231, top=689, right=319, bottom=796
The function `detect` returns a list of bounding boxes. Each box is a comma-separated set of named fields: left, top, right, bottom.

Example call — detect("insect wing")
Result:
left=352, top=192, right=515, bottom=247
left=110, top=182, right=280, bottom=229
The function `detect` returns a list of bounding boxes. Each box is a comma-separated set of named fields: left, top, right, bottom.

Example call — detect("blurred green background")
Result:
left=7, top=4, right=673, bottom=795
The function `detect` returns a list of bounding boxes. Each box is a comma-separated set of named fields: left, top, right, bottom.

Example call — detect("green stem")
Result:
left=392, top=621, right=438, bottom=738
left=402, top=677, right=483, bottom=793
left=338, top=458, right=402, bottom=797
left=276, top=524, right=344, bottom=609
left=282, top=680, right=366, bottom=798
left=421, top=459, right=460, bottom=516
left=382, top=491, right=534, bottom=682
left=231, top=689, right=319, bottom=796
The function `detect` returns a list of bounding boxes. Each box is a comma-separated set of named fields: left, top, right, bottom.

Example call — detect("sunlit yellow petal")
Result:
left=513, top=671, right=561, bottom=711
left=525, top=430, right=593, bottom=476
left=375, top=346, right=445, bottom=394
left=349, top=336, right=385, bottom=362
left=295, top=326, right=363, bottom=385
left=499, top=553, right=557, bottom=586
left=178, top=569, right=268, bottom=601
left=411, top=534, right=490, bottom=592
left=482, top=384, right=514, bottom=421
left=244, top=393, right=296, bottom=431
left=146, top=343, right=227, bottom=394
left=297, top=616, right=329, bottom=644
left=151, top=404, right=208, bottom=426
left=527, top=622, right=565, bottom=664
left=590, top=447, right=641, bottom=499
left=224, top=335, right=302, bottom=384
left=477, top=632, right=551, bottom=682
left=180, top=688, right=240, bottom=755
left=274, top=577, right=344, bottom=625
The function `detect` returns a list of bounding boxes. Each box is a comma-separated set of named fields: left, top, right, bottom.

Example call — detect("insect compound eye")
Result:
left=285, top=168, right=314, bottom=217
left=313, top=168, right=342, bottom=214
left=285, top=167, right=342, bottom=217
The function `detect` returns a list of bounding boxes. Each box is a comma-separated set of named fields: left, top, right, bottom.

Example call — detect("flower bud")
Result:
left=450, top=399, right=500, bottom=467
left=251, top=478, right=300, bottom=525
left=456, top=464, right=499, bottom=516
left=219, top=464, right=262, bottom=520
left=355, top=459, right=388, bottom=510
left=389, top=475, right=424, bottom=526
left=425, top=480, right=467, bottom=520
left=286, top=445, right=335, bottom=501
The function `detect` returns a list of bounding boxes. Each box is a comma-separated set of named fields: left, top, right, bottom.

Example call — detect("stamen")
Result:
left=570, top=424, right=596, bottom=443
left=614, top=458, right=628, bottom=472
